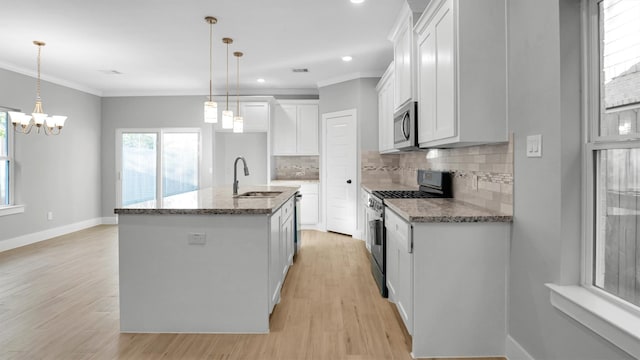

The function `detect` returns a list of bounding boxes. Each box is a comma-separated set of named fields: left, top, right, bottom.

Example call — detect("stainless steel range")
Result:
left=366, top=170, right=452, bottom=297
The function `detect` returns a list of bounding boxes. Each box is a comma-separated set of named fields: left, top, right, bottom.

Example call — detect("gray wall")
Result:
left=101, top=96, right=214, bottom=218
left=507, top=0, right=632, bottom=358
left=318, top=78, right=379, bottom=152
left=319, top=77, right=379, bottom=235
left=0, top=68, right=102, bottom=241
left=215, top=132, right=268, bottom=186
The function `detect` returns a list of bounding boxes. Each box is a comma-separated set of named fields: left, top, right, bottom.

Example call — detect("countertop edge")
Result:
left=385, top=199, right=513, bottom=224
left=114, top=186, right=299, bottom=215
left=114, top=208, right=274, bottom=215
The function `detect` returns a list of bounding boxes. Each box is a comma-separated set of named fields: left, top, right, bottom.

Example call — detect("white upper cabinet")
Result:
left=415, top=0, right=507, bottom=148
left=215, top=98, right=270, bottom=133
left=273, top=104, right=298, bottom=154
left=377, top=62, right=397, bottom=153
left=272, top=100, right=319, bottom=156
left=296, top=105, right=319, bottom=155
left=240, top=102, right=269, bottom=132
left=389, top=3, right=418, bottom=111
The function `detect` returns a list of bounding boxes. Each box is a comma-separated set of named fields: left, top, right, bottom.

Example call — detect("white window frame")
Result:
left=547, top=1, right=640, bottom=357
left=0, top=106, right=24, bottom=217
left=115, top=128, right=202, bottom=208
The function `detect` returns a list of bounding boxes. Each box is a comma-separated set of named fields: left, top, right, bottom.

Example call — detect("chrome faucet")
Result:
left=233, top=156, right=250, bottom=195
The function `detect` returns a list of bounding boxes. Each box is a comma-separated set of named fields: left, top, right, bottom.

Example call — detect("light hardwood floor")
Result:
left=0, top=226, right=503, bottom=360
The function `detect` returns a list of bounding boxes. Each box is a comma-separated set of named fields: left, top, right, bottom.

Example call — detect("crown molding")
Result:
left=0, top=62, right=103, bottom=97
left=316, top=72, right=384, bottom=89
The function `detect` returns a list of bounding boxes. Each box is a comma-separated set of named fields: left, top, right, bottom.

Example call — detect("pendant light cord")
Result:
left=236, top=55, right=240, bottom=114
left=226, top=42, right=229, bottom=110
left=209, top=22, right=213, bottom=102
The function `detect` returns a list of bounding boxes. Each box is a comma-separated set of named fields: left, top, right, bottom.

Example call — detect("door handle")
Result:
left=346, top=179, right=352, bottom=184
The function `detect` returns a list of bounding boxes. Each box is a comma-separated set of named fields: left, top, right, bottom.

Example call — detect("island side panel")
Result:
left=412, top=222, right=510, bottom=358
left=118, top=213, right=270, bottom=333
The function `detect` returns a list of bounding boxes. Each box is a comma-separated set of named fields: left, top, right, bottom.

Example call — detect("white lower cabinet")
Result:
left=281, top=200, right=294, bottom=276
left=269, top=197, right=296, bottom=314
left=385, top=208, right=413, bottom=334
left=411, top=221, right=509, bottom=358
left=385, top=206, right=510, bottom=357
left=299, top=183, right=319, bottom=225
left=269, top=208, right=282, bottom=313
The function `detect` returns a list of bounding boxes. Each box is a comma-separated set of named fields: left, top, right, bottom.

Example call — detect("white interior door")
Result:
left=323, top=110, right=357, bottom=235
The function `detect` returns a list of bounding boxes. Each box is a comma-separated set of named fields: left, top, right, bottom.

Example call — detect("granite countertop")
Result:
left=360, top=182, right=417, bottom=193
left=385, top=198, right=513, bottom=223
left=114, top=186, right=299, bottom=215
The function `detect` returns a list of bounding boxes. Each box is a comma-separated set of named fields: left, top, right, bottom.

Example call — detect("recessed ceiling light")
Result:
left=351, top=0, right=365, bottom=3
left=342, top=56, right=353, bottom=62
left=257, top=78, right=265, bottom=83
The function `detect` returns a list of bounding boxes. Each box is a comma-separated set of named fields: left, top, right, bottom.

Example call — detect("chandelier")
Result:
left=9, top=41, right=67, bottom=135
left=204, top=16, right=218, bottom=123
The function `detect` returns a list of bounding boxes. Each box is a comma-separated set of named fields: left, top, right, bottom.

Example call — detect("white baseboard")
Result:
left=0, top=217, right=110, bottom=253
left=506, top=335, right=535, bottom=360
left=102, top=216, right=118, bottom=225
left=300, top=224, right=322, bottom=231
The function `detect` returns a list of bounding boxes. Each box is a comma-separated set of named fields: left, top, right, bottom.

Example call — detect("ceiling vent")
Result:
left=292, top=68, right=309, bottom=73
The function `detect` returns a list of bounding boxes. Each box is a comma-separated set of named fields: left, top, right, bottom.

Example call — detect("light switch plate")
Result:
left=526, top=134, right=542, bottom=158
left=188, top=232, right=206, bottom=245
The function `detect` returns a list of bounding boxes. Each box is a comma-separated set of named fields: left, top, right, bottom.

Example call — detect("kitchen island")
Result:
left=114, top=185, right=299, bottom=333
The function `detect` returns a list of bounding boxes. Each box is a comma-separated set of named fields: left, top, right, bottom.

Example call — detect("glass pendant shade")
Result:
left=222, top=110, right=234, bottom=129
left=21, top=115, right=32, bottom=126
left=233, top=116, right=244, bottom=133
left=204, top=101, right=218, bottom=123
left=32, top=112, right=48, bottom=125
left=8, top=112, right=23, bottom=125
left=48, top=115, right=67, bottom=128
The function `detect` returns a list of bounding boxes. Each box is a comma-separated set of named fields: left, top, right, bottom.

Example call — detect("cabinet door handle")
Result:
left=346, top=179, right=352, bottom=184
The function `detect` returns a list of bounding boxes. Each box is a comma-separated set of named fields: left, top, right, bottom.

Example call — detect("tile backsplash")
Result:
left=361, top=135, right=513, bottom=215
left=273, top=156, right=320, bottom=180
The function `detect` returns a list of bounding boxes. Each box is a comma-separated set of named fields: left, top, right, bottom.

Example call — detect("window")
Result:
left=545, top=2, right=640, bottom=356
left=0, top=110, right=13, bottom=207
left=116, top=129, right=200, bottom=207
left=589, top=0, right=640, bottom=309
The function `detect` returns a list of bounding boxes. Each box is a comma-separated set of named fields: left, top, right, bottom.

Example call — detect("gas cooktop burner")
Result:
left=371, top=190, right=445, bottom=199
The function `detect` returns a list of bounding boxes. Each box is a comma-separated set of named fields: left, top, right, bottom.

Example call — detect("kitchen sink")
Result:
left=235, top=191, right=283, bottom=198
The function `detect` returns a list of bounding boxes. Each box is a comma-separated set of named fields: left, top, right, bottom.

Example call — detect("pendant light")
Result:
left=221, top=37, right=234, bottom=129
left=233, top=51, right=244, bottom=133
left=9, top=41, right=67, bottom=135
left=203, top=16, right=218, bottom=123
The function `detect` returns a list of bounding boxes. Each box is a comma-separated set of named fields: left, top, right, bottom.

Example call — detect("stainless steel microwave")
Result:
left=393, top=101, right=418, bottom=150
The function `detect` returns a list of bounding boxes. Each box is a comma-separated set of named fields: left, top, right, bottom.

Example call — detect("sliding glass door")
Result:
left=117, top=129, right=200, bottom=207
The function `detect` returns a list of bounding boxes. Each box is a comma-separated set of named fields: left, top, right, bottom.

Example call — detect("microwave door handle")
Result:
left=402, top=112, right=410, bottom=140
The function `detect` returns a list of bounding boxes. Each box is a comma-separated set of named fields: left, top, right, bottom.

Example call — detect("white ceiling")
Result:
left=0, top=0, right=405, bottom=97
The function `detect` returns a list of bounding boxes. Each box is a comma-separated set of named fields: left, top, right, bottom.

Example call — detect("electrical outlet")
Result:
left=188, top=232, right=206, bottom=245
left=471, top=175, right=478, bottom=191
left=47, top=211, right=53, bottom=221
